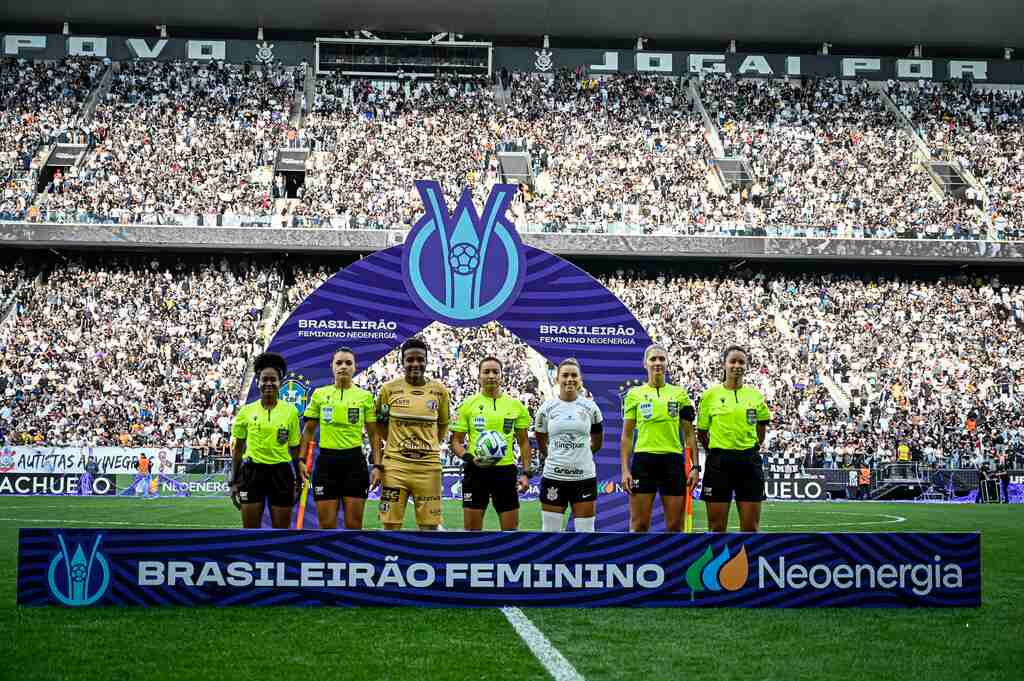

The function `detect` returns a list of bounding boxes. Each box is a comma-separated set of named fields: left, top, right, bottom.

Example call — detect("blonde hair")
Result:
left=643, top=343, right=669, bottom=365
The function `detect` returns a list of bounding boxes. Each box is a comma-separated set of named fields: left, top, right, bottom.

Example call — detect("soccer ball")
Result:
left=473, top=430, right=506, bottom=467
left=449, top=243, right=480, bottom=275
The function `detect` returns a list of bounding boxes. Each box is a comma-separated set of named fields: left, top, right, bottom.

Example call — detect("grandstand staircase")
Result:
left=772, top=308, right=851, bottom=414
left=237, top=286, right=288, bottom=406
left=688, top=76, right=752, bottom=190
left=80, top=63, right=114, bottom=124
left=525, top=348, right=555, bottom=402
left=874, top=81, right=988, bottom=207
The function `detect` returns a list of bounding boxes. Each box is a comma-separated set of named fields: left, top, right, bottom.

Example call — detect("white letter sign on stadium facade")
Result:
left=0, top=33, right=313, bottom=64
left=492, top=47, right=1024, bottom=83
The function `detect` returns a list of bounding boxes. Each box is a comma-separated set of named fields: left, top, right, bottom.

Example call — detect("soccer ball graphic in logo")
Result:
left=449, top=243, right=480, bottom=276
left=474, top=430, right=506, bottom=467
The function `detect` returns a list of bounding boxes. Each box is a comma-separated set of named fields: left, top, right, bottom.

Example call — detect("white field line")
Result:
left=501, top=606, right=586, bottom=681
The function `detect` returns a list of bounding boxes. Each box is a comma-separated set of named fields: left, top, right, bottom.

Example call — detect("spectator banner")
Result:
left=115, top=474, right=230, bottom=498
left=1, top=473, right=116, bottom=496
left=764, top=477, right=827, bottom=501
left=0, top=447, right=178, bottom=475
left=17, top=529, right=980, bottom=608
left=494, top=47, right=1024, bottom=84
left=1, top=34, right=314, bottom=65
left=262, top=180, right=652, bottom=531
left=44, top=144, right=88, bottom=168
left=275, top=150, right=308, bottom=173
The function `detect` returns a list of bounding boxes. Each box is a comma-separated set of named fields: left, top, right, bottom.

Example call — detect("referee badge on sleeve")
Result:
left=348, top=408, right=360, bottom=424
left=277, top=428, right=289, bottom=444
left=503, top=418, right=514, bottom=434
left=746, top=409, right=757, bottom=424
left=667, top=401, right=679, bottom=418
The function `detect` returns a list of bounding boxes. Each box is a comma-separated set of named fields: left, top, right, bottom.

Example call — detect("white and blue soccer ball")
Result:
left=474, top=430, right=506, bottom=467
left=449, top=243, right=480, bottom=275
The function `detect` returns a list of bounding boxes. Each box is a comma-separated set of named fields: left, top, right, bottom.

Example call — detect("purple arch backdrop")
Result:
left=252, top=182, right=662, bottom=531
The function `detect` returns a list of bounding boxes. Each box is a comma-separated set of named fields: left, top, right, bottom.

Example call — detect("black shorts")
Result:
left=237, top=460, right=296, bottom=508
left=539, top=477, right=597, bottom=507
left=313, top=447, right=369, bottom=501
left=462, top=463, right=519, bottom=513
left=630, top=452, right=686, bottom=496
left=700, top=448, right=766, bottom=503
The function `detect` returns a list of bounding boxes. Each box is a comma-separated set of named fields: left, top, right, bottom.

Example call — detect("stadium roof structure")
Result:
left=7, top=0, right=1024, bottom=49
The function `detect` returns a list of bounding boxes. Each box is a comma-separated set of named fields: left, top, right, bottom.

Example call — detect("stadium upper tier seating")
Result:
left=1, top=60, right=1021, bottom=239
left=1, top=257, right=1021, bottom=473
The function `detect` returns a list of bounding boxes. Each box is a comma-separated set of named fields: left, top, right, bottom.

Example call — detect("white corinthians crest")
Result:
left=255, top=41, right=275, bottom=64
left=534, top=49, right=553, bottom=72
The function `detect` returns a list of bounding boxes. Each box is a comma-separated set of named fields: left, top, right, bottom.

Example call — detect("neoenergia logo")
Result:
left=686, top=545, right=749, bottom=600
left=402, top=180, right=526, bottom=327
left=47, top=534, right=110, bottom=606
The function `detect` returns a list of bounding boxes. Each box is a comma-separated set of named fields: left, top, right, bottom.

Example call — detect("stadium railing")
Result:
left=3, top=221, right=1023, bottom=260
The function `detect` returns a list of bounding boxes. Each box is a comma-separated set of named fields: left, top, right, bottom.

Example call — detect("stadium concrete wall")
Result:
left=4, top=223, right=1024, bottom=263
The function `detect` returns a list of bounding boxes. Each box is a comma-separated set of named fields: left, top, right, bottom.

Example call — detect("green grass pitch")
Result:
left=1, top=497, right=1022, bottom=681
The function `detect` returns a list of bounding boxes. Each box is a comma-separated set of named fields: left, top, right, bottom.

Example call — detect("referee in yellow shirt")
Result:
left=697, top=345, right=772, bottom=532
left=299, top=347, right=381, bottom=529
left=231, top=352, right=302, bottom=529
left=450, top=356, right=533, bottom=531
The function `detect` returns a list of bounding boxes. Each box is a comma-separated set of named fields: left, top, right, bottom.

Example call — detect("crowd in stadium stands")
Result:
left=887, top=79, right=1024, bottom=241
left=0, top=256, right=279, bottom=448
left=0, top=57, right=105, bottom=221
left=2, top=57, right=1022, bottom=240
left=502, top=70, right=713, bottom=233
left=26, top=60, right=301, bottom=225
left=700, top=74, right=989, bottom=239
left=2, top=256, right=1022, bottom=478
left=291, top=75, right=498, bottom=228
left=772, top=272, right=1024, bottom=469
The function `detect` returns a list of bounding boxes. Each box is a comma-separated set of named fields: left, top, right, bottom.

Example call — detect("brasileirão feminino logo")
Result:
left=402, top=180, right=526, bottom=327
left=47, top=533, right=111, bottom=606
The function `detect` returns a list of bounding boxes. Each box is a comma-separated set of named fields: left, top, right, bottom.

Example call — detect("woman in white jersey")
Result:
left=534, top=358, right=604, bottom=532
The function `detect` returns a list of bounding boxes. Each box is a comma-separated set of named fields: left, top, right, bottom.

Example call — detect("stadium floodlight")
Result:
left=430, top=32, right=449, bottom=44
left=636, top=36, right=646, bottom=50
left=62, top=22, right=69, bottom=36
left=156, top=25, right=168, bottom=39
left=912, top=45, right=923, bottom=58
left=820, top=42, right=831, bottom=55
left=359, top=30, right=379, bottom=40
left=257, top=26, right=264, bottom=41
left=728, top=39, right=736, bottom=53
left=1006, top=48, right=1015, bottom=60
left=543, top=35, right=550, bottom=49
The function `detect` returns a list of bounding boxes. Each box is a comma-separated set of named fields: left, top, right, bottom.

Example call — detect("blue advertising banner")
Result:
left=18, top=530, right=980, bottom=608
left=260, top=181, right=652, bottom=531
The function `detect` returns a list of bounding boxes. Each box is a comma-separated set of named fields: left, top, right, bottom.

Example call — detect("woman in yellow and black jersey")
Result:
left=230, top=352, right=302, bottom=529
left=620, top=343, right=699, bottom=532
left=697, top=345, right=772, bottom=532
left=299, top=346, right=381, bottom=529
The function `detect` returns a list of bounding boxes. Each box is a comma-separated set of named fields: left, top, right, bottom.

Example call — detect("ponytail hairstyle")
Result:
left=720, top=345, right=749, bottom=382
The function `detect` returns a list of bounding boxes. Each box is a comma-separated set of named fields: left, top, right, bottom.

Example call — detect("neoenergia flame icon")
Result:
left=685, top=545, right=749, bottom=600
